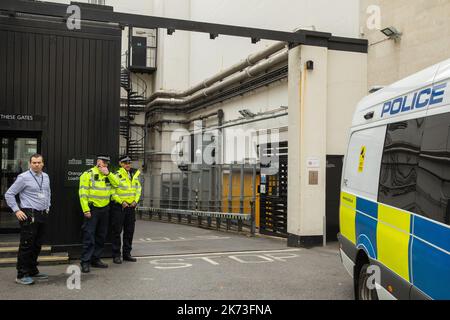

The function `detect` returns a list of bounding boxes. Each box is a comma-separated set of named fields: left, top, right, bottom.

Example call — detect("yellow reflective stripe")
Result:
left=340, top=192, right=356, bottom=244
left=116, top=193, right=135, bottom=197
left=341, top=192, right=356, bottom=209
left=80, top=194, right=110, bottom=200
left=115, top=188, right=134, bottom=194
left=91, top=186, right=110, bottom=191
left=377, top=204, right=411, bottom=282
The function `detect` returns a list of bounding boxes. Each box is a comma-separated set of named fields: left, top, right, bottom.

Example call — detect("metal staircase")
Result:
left=120, top=53, right=147, bottom=160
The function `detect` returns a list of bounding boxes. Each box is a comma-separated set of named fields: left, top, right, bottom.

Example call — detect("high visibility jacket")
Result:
left=79, top=166, right=120, bottom=213
left=111, top=167, right=142, bottom=205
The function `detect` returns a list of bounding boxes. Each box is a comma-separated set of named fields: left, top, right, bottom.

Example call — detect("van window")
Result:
left=378, top=118, right=425, bottom=212
left=416, top=113, right=450, bottom=225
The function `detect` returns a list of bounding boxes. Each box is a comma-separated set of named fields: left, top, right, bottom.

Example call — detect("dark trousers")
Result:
left=111, top=204, right=136, bottom=258
left=80, top=205, right=110, bottom=264
left=17, top=209, right=47, bottom=278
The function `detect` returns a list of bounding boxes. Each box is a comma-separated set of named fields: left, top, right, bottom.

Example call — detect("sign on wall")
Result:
left=0, top=113, right=44, bottom=122
left=64, top=156, right=96, bottom=187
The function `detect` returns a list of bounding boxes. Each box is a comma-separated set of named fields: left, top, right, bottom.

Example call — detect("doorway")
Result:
left=326, top=155, right=344, bottom=242
left=0, top=132, right=40, bottom=234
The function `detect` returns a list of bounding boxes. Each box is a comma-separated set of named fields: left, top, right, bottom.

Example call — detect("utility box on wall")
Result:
left=128, top=27, right=157, bottom=73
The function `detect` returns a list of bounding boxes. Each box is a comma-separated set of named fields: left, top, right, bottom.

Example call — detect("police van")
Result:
left=338, top=58, right=450, bottom=300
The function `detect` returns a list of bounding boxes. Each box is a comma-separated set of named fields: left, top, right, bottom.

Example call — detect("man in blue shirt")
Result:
left=5, top=154, right=51, bottom=285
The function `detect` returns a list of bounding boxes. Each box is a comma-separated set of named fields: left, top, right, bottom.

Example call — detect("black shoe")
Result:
left=123, top=255, right=137, bottom=262
left=81, top=263, right=90, bottom=273
left=91, top=260, right=109, bottom=268
left=113, top=257, right=122, bottom=264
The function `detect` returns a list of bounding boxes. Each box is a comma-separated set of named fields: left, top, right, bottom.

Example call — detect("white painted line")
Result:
left=196, top=257, right=221, bottom=266
left=229, top=255, right=274, bottom=263
left=136, top=248, right=302, bottom=260
left=134, top=236, right=231, bottom=244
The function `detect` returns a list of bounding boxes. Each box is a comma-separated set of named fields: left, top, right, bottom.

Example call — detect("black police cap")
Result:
left=96, top=155, right=111, bottom=162
left=119, top=155, right=132, bottom=163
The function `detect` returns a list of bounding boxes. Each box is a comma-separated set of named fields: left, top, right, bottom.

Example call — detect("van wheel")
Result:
left=357, top=263, right=379, bottom=300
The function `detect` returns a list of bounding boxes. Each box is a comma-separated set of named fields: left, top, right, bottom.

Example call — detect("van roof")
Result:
left=352, top=58, right=450, bottom=127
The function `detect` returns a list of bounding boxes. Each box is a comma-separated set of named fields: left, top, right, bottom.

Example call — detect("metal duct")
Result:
left=146, top=49, right=288, bottom=111
left=147, top=41, right=286, bottom=102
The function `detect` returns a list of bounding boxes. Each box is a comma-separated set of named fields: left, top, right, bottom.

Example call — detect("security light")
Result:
left=167, top=28, right=175, bottom=35
left=210, top=33, right=218, bottom=40
left=381, top=27, right=402, bottom=40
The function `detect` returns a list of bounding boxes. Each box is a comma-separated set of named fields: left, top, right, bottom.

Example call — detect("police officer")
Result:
left=79, top=155, right=119, bottom=273
left=5, top=154, right=51, bottom=285
left=110, top=155, right=142, bottom=264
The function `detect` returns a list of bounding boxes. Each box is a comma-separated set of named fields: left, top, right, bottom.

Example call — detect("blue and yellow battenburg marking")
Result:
left=340, top=192, right=450, bottom=300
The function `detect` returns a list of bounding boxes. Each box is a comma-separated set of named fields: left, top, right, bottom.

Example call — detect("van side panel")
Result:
left=340, top=192, right=357, bottom=244
left=340, top=126, right=386, bottom=257
left=355, top=197, right=378, bottom=259
left=377, top=204, right=412, bottom=282
left=412, top=215, right=450, bottom=300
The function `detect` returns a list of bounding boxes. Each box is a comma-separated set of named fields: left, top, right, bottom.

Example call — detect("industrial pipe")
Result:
left=146, top=49, right=288, bottom=111
left=147, top=41, right=286, bottom=102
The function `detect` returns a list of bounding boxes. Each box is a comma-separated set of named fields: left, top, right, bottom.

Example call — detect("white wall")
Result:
left=188, top=0, right=360, bottom=85
left=360, top=0, right=450, bottom=89
left=327, top=50, right=368, bottom=155
left=46, top=0, right=363, bottom=168
left=150, top=0, right=362, bottom=166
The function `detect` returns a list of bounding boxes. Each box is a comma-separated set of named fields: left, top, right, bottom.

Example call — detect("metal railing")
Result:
left=140, top=163, right=259, bottom=235
left=136, top=206, right=255, bottom=235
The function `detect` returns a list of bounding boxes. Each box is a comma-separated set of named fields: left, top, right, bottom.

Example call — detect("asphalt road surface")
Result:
left=0, top=220, right=353, bottom=300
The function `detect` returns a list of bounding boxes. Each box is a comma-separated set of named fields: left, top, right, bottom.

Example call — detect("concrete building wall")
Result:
left=327, top=50, right=368, bottom=155
left=360, top=0, right=450, bottom=89
left=46, top=0, right=363, bottom=169
left=287, top=45, right=367, bottom=244
left=188, top=0, right=360, bottom=85
left=148, top=0, right=362, bottom=169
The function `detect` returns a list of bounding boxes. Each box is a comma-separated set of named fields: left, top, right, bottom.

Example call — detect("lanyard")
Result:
left=29, top=170, right=44, bottom=191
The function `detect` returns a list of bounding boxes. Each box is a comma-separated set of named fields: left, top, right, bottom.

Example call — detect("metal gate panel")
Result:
left=259, top=142, right=288, bottom=238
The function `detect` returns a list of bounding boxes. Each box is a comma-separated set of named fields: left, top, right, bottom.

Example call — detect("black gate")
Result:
left=259, top=142, right=288, bottom=238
